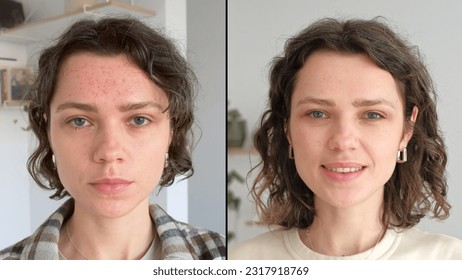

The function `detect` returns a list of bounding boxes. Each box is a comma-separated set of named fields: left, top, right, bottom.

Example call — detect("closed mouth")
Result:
left=89, top=178, right=133, bottom=195
left=90, top=178, right=132, bottom=185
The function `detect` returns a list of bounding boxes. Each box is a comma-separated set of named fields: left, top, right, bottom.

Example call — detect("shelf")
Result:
left=0, top=0, right=156, bottom=44
left=228, top=147, right=258, bottom=155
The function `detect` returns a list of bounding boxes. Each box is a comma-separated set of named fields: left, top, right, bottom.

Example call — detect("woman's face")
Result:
left=49, top=53, right=171, bottom=218
left=287, top=50, right=416, bottom=210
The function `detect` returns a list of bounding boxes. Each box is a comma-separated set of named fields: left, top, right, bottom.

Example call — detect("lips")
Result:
left=324, top=166, right=363, bottom=173
left=321, top=162, right=366, bottom=174
left=91, top=178, right=132, bottom=185
left=89, top=178, right=133, bottom=194
left=321, top=163, right=365, bottom=181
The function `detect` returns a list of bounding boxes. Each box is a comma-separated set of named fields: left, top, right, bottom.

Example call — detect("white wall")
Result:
left=0, top=41, right=37, bottom=248
left=0, top=109, right=31, bottom=247
left=0, top=0, right=225, bottom=249
left=186, top=0, right=226, bottom=234
left=228, top=0, right=462, bottom=242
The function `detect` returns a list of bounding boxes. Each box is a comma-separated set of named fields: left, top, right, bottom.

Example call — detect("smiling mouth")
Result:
left=322, top=166, right=364, bottom=173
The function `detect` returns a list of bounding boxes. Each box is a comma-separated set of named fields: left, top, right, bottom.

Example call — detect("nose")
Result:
left=92, top=124, right=126, bottom=163
left=327, top=119, right=359, bottom=151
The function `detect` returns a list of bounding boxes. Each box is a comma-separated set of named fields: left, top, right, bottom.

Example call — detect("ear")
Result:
left=399, top=106, right=418, bottom=149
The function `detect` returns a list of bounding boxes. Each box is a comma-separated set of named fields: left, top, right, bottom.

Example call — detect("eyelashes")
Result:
left=127, top=116, right=152, bottom=127
left=67, top=117, right=90, bottom=128
left=364, top=112, right=384, bottom=120
left=307, top=111, right=328, bottom=119
left=305, top=110, right=385, bottom=121
left=66, top=115, right=153, bottom=129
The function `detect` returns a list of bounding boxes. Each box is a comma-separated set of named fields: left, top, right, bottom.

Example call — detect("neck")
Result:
left=59, top=200, right=155, bottom=260
left=302, top=197, right=385, bottom=257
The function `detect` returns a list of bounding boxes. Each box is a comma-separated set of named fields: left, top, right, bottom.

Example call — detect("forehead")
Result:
left=299, top=50, right=395, bottom=83
left=57, top=52, right=144, bottom=79
left=292, top=50, right=403, bottom=105
left=52, top=52, right=167, bottom=106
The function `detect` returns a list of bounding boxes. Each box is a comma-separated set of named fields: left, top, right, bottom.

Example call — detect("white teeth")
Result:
left=326, top=167, right=362, bottom=173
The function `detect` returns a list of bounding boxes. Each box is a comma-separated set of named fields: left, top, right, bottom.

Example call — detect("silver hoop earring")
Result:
left=288, top=145, right=294, bottom=159
left=397, top=147, right=407, bottom=163
left=52, top=154, right=56, bottom=166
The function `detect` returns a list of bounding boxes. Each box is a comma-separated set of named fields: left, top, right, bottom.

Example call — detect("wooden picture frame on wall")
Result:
left=0, top=67, right=7, bottom=105
left=1, top=66, right=33, bottom=108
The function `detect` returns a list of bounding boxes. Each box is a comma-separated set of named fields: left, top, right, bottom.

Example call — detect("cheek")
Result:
left=142, top=145, right=166, bottom=168
left=367, top=131, right=401, bottom=157
left=53, top=140, right=91, bottom=183
left=364, top=134, right=401, bottom=182
left=291, top=126, right=324, bottom=155
left=374, top=141, right=399, bottom=166
left=375, top=149, right=399, bottom=186
left=136, top=140, right=169, bottom=187
left=137, top=135, right=169, bottom=165
left=291, top=135, right=324, bottom=178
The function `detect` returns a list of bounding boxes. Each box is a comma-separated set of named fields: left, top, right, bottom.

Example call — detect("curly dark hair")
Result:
left=27, top=16, right=196, bottom=199
left=252, top=17, right=449, bottom=230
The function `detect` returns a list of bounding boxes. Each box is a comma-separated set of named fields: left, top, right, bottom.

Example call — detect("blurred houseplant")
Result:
left=227, top=170, right=244, bottom=241
left=227, top=108, right=246, bottom=147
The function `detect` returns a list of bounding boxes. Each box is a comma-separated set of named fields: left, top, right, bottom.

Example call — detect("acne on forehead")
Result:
left=54, top=53, right=168, bottom=106
left=60, top=54, right=143, bottom=81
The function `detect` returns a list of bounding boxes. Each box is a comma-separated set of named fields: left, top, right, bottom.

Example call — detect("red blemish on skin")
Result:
left=55, top=53, right=167, bottom=105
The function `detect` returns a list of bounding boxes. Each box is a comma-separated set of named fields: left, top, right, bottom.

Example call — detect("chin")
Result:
left=89, top=199, right=143, bottom=219
left=322, top=192, right=368, bottom=209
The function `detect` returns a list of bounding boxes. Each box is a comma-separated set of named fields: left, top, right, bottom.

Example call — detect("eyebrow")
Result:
left=55, top=101, right=165, bottom=113
left=296, top=97, right=335, bottom=107
left=352, top=98, right=396, bottom=109
left=296, top=97, right=396, bottom=109
left=55, top=102, right=97, bottom=113
left=119, top=101, right=165, bottom=112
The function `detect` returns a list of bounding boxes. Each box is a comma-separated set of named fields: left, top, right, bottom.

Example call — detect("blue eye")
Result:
left=130, top=116, right=149, bottom=126
left=365, top=112, right=382, bottom=119
left=71, top=118, right=88, bottom=127
left=309, top=111, right=327, bottom=119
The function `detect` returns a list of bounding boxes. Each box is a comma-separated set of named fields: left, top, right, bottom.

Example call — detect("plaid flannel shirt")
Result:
left=0, top=199, right=226, bottom=260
